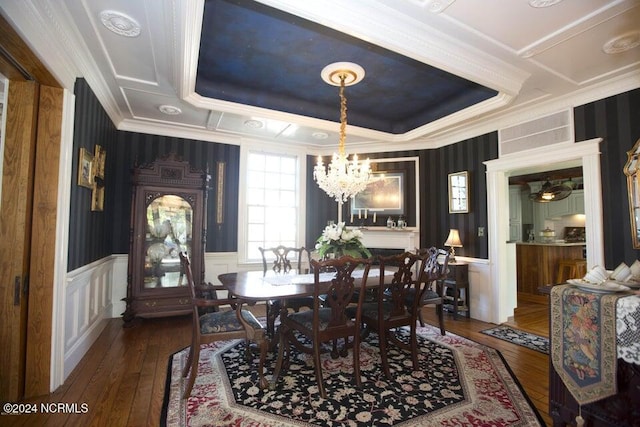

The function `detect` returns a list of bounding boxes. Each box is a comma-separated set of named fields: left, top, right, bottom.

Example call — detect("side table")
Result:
left=442, top=261, right=469, bottom=319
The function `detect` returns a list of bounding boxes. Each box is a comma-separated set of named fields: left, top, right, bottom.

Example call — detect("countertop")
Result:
left=515, top=241, right=586, bottom=246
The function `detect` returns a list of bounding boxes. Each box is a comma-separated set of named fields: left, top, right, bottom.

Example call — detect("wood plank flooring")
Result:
left=4, top=299, right=551, bottom=426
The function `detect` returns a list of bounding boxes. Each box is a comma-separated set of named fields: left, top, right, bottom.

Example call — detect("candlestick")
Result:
left=364, top=209, right=368, bottom=219
left=358, top=209, right=362, bottom=219
left=373, top=212, right=377, bottom=223
left=350, top=212, right=354, bottom=223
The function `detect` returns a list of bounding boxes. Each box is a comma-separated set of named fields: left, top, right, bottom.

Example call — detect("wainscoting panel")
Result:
left=63, top=257, right=115, bottom=381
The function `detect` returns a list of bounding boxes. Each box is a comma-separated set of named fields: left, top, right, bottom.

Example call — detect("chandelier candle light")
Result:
left=314, top=62, right=372, bottom=223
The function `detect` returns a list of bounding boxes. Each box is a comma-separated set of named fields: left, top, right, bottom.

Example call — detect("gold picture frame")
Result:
left=448, top=171, right=469, bottom=213
left=93, top=144, right=106, bottom=179
left=91, top=183, right=104, bottom=211
left=77, top=148, right=94, bottom=188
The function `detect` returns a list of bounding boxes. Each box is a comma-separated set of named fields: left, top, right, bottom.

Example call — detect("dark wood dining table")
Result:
left=217, top=268, right=392, bottom=388
left=218, top=269, right=390, bottom=302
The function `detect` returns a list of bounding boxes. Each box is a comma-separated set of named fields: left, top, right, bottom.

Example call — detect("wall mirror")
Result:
left=448, top=171, right=469, bottom=213
left=145, top=194, right=193, bottom=288
left=624, top=138, right=640, bottom=248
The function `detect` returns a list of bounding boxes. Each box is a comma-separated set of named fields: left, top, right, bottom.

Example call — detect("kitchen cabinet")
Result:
left=545, top=190, right=584, bottom=218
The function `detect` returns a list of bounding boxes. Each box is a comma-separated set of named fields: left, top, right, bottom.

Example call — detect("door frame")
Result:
left=484, top=139, right=604, bottom=324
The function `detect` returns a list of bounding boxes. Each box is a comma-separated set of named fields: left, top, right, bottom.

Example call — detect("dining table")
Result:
left=217, top=268, right=395, bottom=388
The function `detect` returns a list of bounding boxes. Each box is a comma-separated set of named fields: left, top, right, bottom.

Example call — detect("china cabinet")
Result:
left=123, top=154, right=209, bottom=325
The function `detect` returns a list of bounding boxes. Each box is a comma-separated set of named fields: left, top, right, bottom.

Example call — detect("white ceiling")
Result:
left=2, top=0, right=639, bottom=153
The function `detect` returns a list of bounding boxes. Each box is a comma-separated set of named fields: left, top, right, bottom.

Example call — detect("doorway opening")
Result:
left=484, top=139, right=603, bottom=324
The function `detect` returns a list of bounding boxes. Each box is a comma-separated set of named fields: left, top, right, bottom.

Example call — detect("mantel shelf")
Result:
left=358, top=228, right=420, bottom=252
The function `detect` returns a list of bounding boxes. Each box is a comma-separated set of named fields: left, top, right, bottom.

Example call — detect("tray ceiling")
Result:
left=2, top=0, right=638, bottom=151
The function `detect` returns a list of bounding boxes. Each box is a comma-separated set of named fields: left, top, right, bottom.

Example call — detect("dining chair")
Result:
left=357, top=251, right=426, bottom=379
left=259, top=245, right=314, bottom=337
left=179, top=252, right=268, bottom=398
left=409, top=247, right=451, bottom=334
left=273, top=255, right=372, bottom=398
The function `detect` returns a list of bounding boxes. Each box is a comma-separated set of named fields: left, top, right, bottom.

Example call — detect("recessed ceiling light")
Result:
left=244, top=119, right=264, bottom=129
left=312, top=132, right=329, bottom=140
left=100, top=10, right=141, bottom=37
left=158, top=105, right=182, bottom=115
left=528, top=0, right=563, bottom=8
left=603, top=31, right=640, bottom=54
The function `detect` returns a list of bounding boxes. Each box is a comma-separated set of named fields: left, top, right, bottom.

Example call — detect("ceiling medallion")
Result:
left=528, top=0, right=563, bottom=8
left=243, top=119, right=264, bottom=129
left=603, top=31, right=640, bottom=54
left=425, top=0, right=456, bottom=13
left=158, top=105, right=182, bottom=115
left=100, top=10, right=141, bottom=37
left=312, top=132, right=329, bottom=140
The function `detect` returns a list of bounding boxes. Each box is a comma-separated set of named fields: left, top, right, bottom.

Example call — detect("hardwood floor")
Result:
left=5, top=299, right=551, bottom=426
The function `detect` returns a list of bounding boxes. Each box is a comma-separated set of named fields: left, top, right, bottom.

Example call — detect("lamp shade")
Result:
left=444, top=229, right=463, bottom=247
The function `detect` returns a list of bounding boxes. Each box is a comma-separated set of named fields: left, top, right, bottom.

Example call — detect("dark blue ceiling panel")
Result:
left=195, top=0, right=498, bottom=134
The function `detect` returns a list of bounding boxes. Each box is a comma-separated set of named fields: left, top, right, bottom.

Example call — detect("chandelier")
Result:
left=314, top=62, right=372, bottom=203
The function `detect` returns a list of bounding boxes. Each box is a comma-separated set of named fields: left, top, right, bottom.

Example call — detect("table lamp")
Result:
left=444, top=228, right=463, bottom=262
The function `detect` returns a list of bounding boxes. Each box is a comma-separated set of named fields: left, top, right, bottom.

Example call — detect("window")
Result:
left=245, top=152, right=299, bottom=261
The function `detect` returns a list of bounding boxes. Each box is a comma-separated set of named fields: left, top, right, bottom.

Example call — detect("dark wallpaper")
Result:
left=69, top=78, right=639, bottom=270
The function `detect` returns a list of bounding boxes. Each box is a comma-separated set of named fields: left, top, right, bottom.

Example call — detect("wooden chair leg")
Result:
left=272, top=325, right=289, bottom=386
left=182, top=344, right=194, bottom=378
left=437, top=305, right=445, bottom=336
left=409, top=323, right=419, bottom=370
left=418, top=306, right=426, bottom=327
left=183, top=344, right=201, bottom=399
left=352, top=335, right=362, bottom=388
left=256, top=337, right=269, bottom=389
left=266, top=300, right=280, bottom=337
left=313, top=341, right=326, bottom=398
left=378, top=330, right=392, bottom=379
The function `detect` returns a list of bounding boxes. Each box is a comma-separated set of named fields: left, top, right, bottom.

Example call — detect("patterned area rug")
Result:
left=161, top=324, right=543, bottom=426
left=480, top=326, right=549, bottom=354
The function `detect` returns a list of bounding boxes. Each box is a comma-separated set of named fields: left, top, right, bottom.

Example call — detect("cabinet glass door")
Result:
left=144, top=194, right=192, bottom=288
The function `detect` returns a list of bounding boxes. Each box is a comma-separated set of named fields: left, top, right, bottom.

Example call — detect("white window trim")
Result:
left=237, top=142, right=308, bottom=266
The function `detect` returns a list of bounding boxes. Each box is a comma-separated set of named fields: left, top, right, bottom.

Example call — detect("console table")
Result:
left=442, top=262, right=470, bottom=319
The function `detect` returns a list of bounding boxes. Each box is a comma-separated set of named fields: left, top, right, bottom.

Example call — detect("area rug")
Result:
left=161, top=324, right=544, bottom=426
left=480, top=325, right=549, bottom=354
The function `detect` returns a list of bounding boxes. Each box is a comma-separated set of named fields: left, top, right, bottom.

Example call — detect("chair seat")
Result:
left=404, top=287, right=441, bottom=307
left=200, top=310, right=263, bottom=334
left=287, top=308, right=355, bottom=331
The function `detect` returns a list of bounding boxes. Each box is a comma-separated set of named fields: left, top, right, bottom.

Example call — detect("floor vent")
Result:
left=499, top=110, right=573, bottom=156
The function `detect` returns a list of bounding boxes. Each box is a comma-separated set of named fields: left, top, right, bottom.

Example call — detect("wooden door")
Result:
left=0, top=14, right=63, bottom=401
left=0, top=80, right=38, bottom=401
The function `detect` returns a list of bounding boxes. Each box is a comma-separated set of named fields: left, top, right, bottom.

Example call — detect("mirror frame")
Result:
left=448, top=171, right=469, bottom=213
left=624, top=138, right=640, bottom=249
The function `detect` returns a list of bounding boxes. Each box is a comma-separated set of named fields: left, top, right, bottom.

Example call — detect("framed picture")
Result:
left=91, top=183, right=104, bottom=211
left=77, top=148, right=94, bottom=188
left=351, top=172, right=404, bottom=215
left=448, top=171, right=469, bottom=213
left=93, top=145, right=106, bottom=180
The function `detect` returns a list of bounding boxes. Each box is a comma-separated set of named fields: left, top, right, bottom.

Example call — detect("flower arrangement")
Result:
left=315, top=222, right=372, bottom=259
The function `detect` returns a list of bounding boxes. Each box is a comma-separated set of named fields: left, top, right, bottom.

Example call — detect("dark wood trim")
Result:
left=24, top=85, right=64, bottom=397
left=0, top=80, right=38, bottom=401
left=0, top=14, right=60, bottom=86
